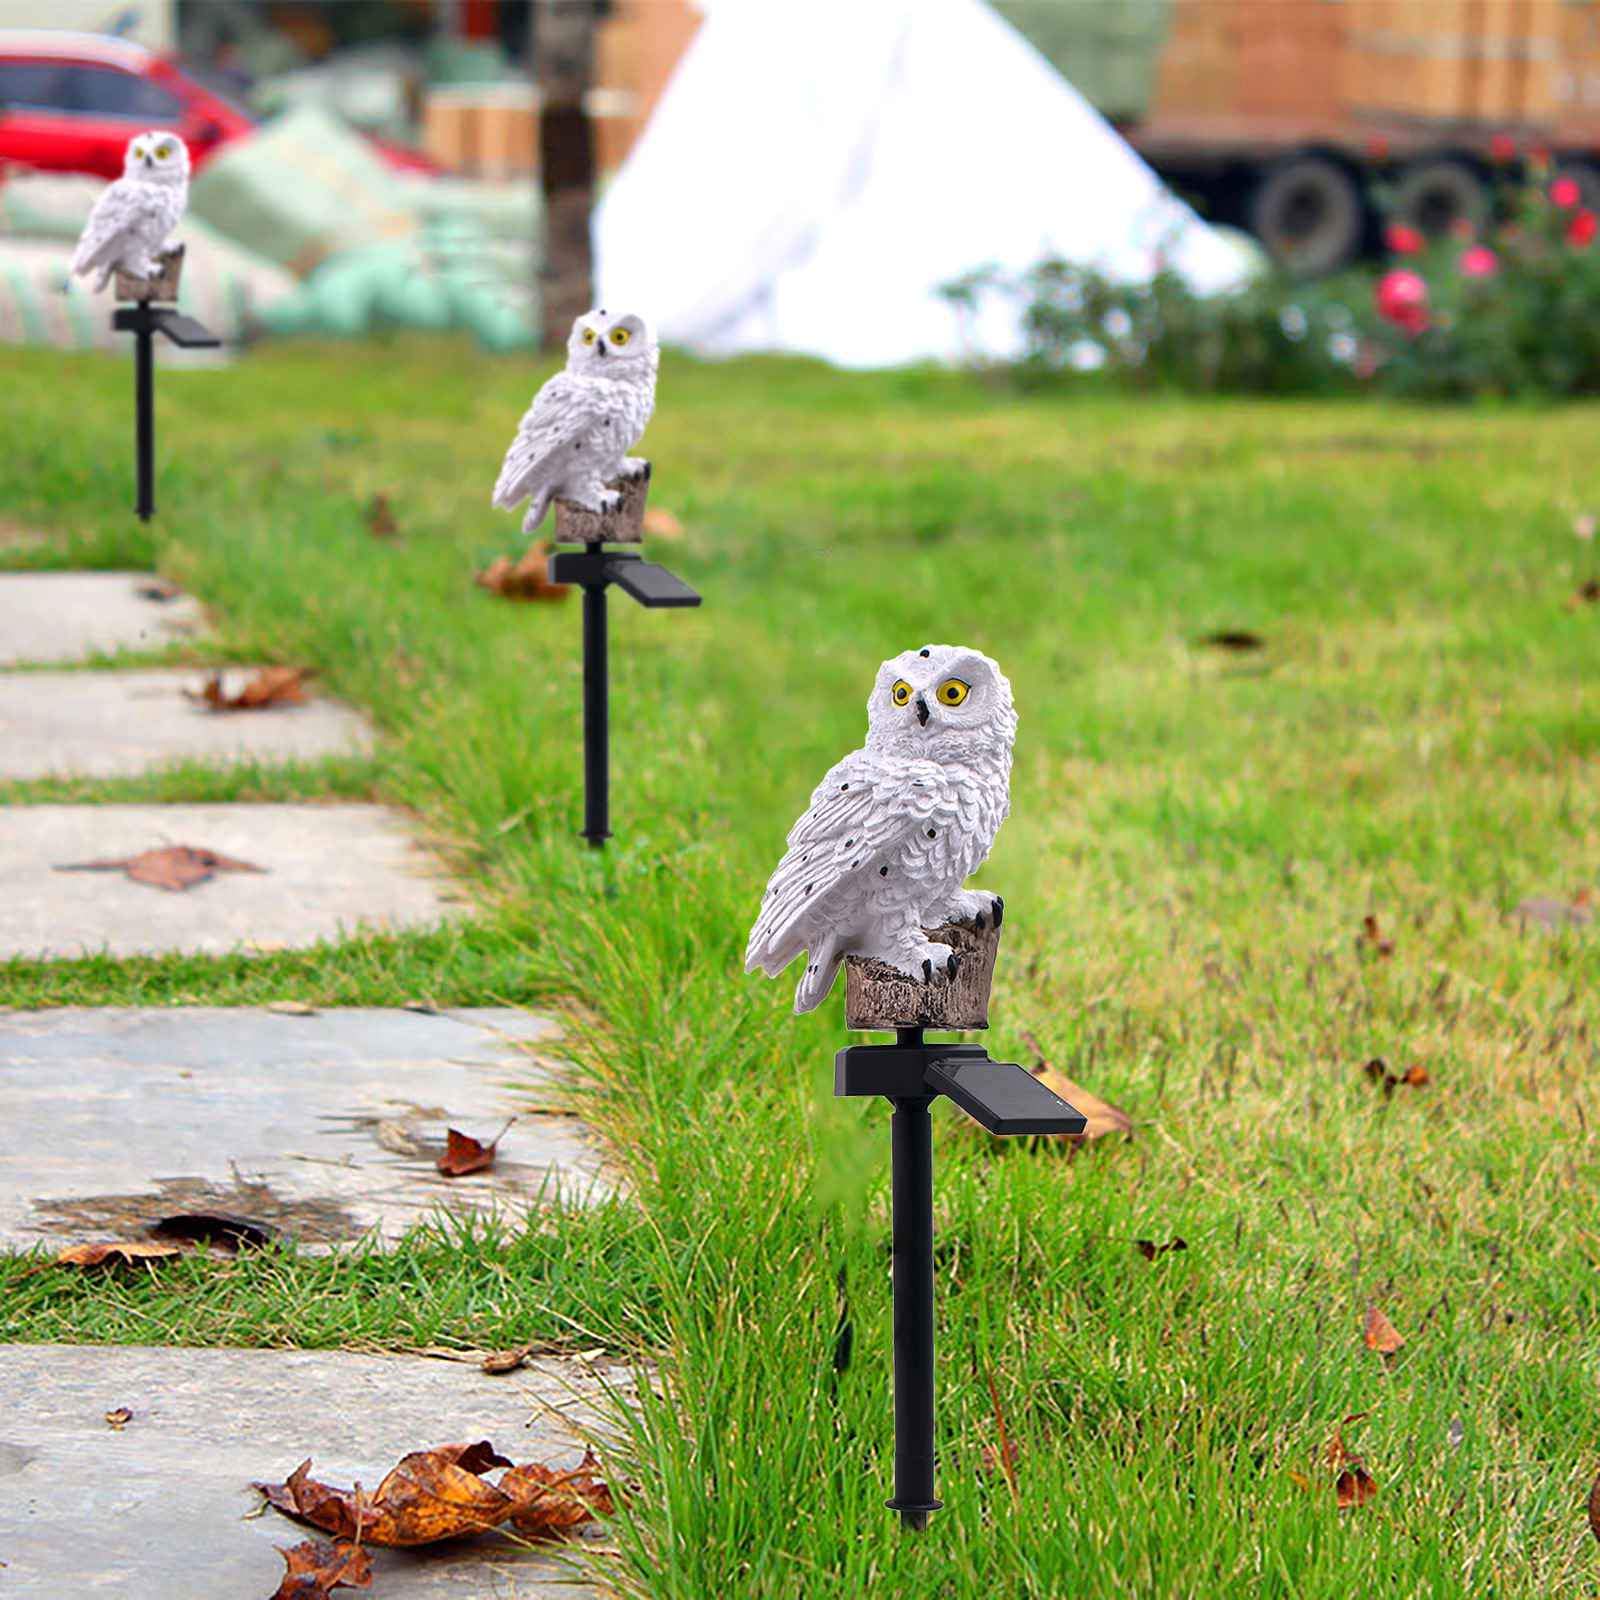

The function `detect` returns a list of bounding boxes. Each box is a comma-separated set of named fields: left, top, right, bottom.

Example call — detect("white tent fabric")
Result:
left=595, top=0, right=1253, bottom=368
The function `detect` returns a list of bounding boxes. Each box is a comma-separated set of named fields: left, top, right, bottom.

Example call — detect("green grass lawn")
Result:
left=2, top=337, right=1599, bottom=1597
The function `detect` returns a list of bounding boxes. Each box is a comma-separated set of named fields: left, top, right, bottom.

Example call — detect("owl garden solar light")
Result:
left=747, top=645, right=1085, bottom=1529
left=71, top=132, right=221, bottom=521
left=493, top=308, right=700, bottom=846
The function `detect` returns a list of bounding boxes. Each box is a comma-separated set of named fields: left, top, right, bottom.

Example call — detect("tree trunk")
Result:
left=533, top=0, right=597, bottom=348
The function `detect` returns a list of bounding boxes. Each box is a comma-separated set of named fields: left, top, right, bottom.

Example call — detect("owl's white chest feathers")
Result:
left=574, top=371, right=654, bottom=465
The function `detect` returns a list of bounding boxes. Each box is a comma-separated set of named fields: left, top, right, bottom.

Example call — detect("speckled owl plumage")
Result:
left=492, top=309, right=659, bottom=534
left=70, top=132, right=190, bottom=294
left=745, top=644, right=1016, bottom=1014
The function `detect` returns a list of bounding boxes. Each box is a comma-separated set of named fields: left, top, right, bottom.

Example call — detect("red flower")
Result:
left=1552, top=176, right=1582, bottom=208
left=1568, top=209, right=1598, bottom=247
left=1459, top=244, right=1498, bottom=277
left=1375, top=268, right=1430, bottom=336
left=1385, top=221, right=1425, bottom=256
left=1489, top=132, right=1517, bottom=163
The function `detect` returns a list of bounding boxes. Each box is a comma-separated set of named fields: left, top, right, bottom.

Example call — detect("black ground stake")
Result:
left=548, top=547, right=701, bottom=845
left=836, top=1028, right=1086, bottom=1528
left=111, top=302, right=220, bottom=521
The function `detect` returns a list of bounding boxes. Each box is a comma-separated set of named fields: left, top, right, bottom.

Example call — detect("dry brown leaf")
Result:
left=54, top=1240, right=182, bottom=1269
left=1326, top=1412, right=1378, bottom=1510
left=1568, top=578, right=1600, bottom=609
left=188, top=666, right=312, bottom=712
left=476, top=543, right=570, bottom=602
left=1363, top=1058, right=1429, bottom=1097
left=55, top=844, right=266, bottom=893
left=270, top=1538, right=372, bottom=1598
left=436, top=1118, right=514, bottom=1178
left=1588, top=1466, right=1600, bottom=1545
left=1197, top=628, right=1265, bottom=652
left=365, top=493, right=398, bottom=539
left=1020, top=1031, right=1131, bottom=1145
left=1134, top=1237, right=1188, bottom=1262
left=256, top=1441, right=609, bottom=1548
left=1359, top=914, right=1395, bottom=957
left=481, top=1344, right=531, bottom=1376
left=104, top=1407, right=133, bottom=1430
left=641, top=506, right=684, bottom=539
left=1363, top=1304, right=1405, bottom=1354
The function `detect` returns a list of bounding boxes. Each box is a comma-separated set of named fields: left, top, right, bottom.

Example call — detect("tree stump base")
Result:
left=553, top=462, right=650, bottom=546
left=845, top=920, right=999, bottom=1032
left=115, top=246, right=185, bottom=305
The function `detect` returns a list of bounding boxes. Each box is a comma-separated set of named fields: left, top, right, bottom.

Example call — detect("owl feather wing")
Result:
left=744, top=750, right=944, bottom=977
left=491, top=372, right=606, bottom=508
left=70, top=181, right=166, bottom=276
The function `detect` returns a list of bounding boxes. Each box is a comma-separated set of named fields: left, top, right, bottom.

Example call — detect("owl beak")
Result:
left=595, top=341, right=607, bottom=359
left=915, top=696, right=930, bottom=727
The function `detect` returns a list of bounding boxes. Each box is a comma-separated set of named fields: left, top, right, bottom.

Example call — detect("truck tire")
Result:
left=1392, top=158, right=1488, bottom=240
left=1249, top=154, right=1366, bottom=276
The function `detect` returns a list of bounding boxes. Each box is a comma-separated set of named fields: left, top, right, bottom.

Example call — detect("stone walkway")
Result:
left=0, top=803, right=463, bottom=959
left=0, top=1008, right=610, bottom=1252
left=0, top=1345, right=623, bottom=1598
left=0, top=571, right=203, bottom=664
left=0, top=668, right=373, bottom=780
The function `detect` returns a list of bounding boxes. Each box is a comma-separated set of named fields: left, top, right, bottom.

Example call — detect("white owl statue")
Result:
left=70, top=131, right=190, bottom=293
left=492, top=309, right=660, bottom=534
left=746, top=645, right=1017, bottom=1015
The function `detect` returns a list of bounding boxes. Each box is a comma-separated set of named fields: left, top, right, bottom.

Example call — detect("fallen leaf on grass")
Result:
left=1327, top=1412, right=1378, bottom=1510
left=1588, top=1466, right=1600, bottom=1545
left=1363, top=1304, right=1406, bottom=1354
left=104, top=1407, right=133, bottom=1429
left=364, top=493, right=398, bottom=539
left=1020, top=1031, right=1131, bottom=1146
left=1568, top=578, right=1600, bottom=609
left=436, top=1118, right=515, bottom=1178
left=187, top=666, right=312, bottom=712
left=476, top=543, right=570, bottom=602
left=1359, top=914, right=1395, bottom=957
left=1363, top=1058, right=1429, bottom=1096
left=1134, top=1237, right=1188, bottom=1261
left=481, top=1344, right=532, bottom=1375
left=55, top=845, right=266, bottom=893
left=270, top=1538, right=372, bottom=1598
left=54, top=1240, right=182, bottom=1269
left=641, top=506, right=684, bottom=539
left=256, top=1442, right=611, bottom=1547
left=1197, top=628, right=1264, bottom=652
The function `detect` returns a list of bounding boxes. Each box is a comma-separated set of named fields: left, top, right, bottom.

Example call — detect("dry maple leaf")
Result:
left=256, top=1441, right=609, bottom=1548
left=1326, top=1412, right=1379, bottom=1510
left=1363, top=1304, right=1405, bottom=1354
left=54, top=1240, right=182, bottom=1269
left=365, top=493, right=398, bottom=539
left=188, top=666, right=312, bottom=713
left=1134, top=1237, right=1188, bottom=1261
left=1019, top=1031, right=1132, bottom=1146
left=271, top=1539, right=372, bottom=1599
left=436, top=1118, right=515, bottom=1178
left=476, top=543, right=570, bottom=602
left=55, top=845, right=266, bottom=893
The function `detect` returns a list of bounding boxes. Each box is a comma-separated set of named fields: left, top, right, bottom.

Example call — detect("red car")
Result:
left=0, top=30, right=438, bottom=179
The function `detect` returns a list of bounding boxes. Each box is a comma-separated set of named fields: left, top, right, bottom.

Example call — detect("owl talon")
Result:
left=922, top=959, right=933, bottom=983
left=992, top=897, right=1004, bottom=929
left=946, top=952, right=960, bottom=979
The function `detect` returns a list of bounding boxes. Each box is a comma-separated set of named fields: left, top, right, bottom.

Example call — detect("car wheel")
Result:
left=1249, top=154, right=1366, bottom=276
left=1392, top=157, right=1489, bottom=240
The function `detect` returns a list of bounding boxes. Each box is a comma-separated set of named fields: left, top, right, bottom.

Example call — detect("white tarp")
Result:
left=596, top=0, right=1253, bottom=368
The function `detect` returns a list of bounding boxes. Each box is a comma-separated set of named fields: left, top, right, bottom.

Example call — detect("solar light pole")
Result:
left=545, top=463, right=701, bottom=844
left=109, top=248, right=220, bottom=521
left=834, top=921, right=1085, bottom=1529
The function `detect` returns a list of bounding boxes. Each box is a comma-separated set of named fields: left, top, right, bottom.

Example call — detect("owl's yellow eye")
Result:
left=155, top=143, right=174, bottom=159
left=891, top=680, right=913, bottom=707
left=581, top=327, right=597, bottom=345
left=610, top=327, right=631, bottom=346
left=936, top=679, right=970, bottom=707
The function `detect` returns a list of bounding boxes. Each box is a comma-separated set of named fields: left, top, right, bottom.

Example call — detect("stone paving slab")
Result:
left=0, top=804, right=463, bottom=960
left=0, top=1007, right=610, bottom=1250
left=0, top=668, right=373, bottom=780
left=0, top=572, right=203, bottom=665
left=0, top=1344, right=625, bottom=1598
